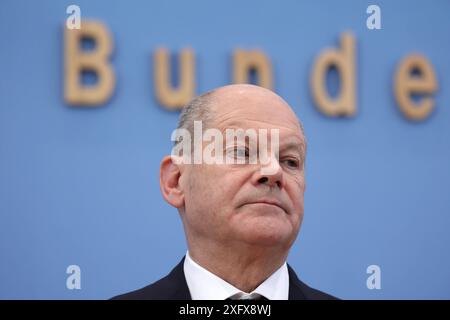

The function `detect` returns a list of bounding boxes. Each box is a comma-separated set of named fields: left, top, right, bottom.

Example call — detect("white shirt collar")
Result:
left=183, top=251, right=289, bottom=300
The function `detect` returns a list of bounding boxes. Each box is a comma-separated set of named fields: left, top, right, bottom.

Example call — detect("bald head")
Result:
left=176, top=84, right=305, bottom=145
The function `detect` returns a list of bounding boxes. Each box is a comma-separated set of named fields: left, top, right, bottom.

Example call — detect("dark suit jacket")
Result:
left=112, top=257, right=337, bottom=300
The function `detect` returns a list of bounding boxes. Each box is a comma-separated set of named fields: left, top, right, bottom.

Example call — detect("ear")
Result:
left=160, top=155, right=185, bottom=208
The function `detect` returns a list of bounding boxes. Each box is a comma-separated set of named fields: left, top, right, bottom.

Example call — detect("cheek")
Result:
left=287, top=176, right=306, bottom=214
left=182, top=170, right=221, bottom=235
left=186, top=166, right=239, bottom=214
left=184, top=167, right=248, bottom=236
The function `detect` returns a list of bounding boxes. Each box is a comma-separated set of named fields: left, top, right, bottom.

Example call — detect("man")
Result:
left=113, top=84, right=336, bottom=300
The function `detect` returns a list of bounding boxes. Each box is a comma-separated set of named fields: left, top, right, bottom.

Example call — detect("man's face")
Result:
left=180, top=86, right=306, bottom=249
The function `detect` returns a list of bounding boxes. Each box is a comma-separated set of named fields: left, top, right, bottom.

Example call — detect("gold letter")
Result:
left=154, top=48, right=195, bottom=110
left=394, top=54, right=437, bottom=121
left=64, top=20, right=115, bottom=106
left=233, top=49, right=273, bottom=90
left=311, top=32, right=356, bottom=117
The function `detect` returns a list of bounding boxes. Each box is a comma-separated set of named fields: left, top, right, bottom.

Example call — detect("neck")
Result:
left=187, top=240, right=289, bottom=293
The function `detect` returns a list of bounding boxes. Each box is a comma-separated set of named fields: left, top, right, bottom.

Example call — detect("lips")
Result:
left=244, top=199, right=287, bottom=214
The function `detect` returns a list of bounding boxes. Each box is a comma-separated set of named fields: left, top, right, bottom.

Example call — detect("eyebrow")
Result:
left=279, top=141, right=306, bottom=160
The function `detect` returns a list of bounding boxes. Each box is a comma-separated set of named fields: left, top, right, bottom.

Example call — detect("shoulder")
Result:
left=110, top=258, right=191, bottom=300
left=287, top=264, right=339, bottom=300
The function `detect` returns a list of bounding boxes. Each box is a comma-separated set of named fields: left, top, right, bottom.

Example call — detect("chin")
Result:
left=238, top=220, right=293, bottom=247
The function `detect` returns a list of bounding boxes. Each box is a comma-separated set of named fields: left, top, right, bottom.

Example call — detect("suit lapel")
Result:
left=287, top=264, right=307, bottom=300
left=167, top=257, right=192, bottom=300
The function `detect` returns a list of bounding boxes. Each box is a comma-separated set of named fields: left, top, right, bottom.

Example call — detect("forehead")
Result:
left=210, top=88, right=305, bottom=146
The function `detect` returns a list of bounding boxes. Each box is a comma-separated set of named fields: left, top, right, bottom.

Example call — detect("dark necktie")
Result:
left=227, top=292, right=269, bottom=300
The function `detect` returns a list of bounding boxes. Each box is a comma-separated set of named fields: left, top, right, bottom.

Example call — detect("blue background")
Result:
left=1, top=0, right=449, bottom=299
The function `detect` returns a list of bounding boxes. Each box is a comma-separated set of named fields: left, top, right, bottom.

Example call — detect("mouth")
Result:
left=244, top=199, right=287, bottom=214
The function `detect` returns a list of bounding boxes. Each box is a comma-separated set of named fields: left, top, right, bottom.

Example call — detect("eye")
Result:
left=225, top=145, right=250, bottom=160
left=234, top=146, right=249, bottom=158
left=283, top=158, right=300, bottom=169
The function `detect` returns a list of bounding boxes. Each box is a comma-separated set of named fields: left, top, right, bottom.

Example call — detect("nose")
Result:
left=252, top=156, right=285, bottom=189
